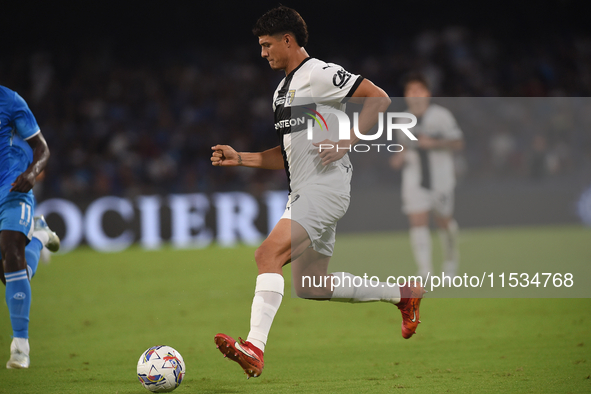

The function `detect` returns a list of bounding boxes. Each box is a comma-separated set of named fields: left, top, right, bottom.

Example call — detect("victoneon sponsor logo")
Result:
left=274, top=107, right=328, bottom=131
left=274, top=118, right=305, bottom=130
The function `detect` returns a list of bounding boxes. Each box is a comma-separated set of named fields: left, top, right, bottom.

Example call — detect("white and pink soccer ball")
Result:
left=137, top=345, right=186, bottom=393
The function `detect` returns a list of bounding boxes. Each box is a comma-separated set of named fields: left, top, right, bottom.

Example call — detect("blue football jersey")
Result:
left=0, top=86, right=40, bottom=193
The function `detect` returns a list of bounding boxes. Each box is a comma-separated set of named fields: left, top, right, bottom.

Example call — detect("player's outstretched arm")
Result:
left=10, top=133, right=50, bottom=193
left=389, top=151, right=406, bottom=170
left=211, top=145, right=284, bottom=170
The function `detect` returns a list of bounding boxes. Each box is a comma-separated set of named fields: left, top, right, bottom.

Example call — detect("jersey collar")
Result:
left=286, top=57, right=312, bottom=79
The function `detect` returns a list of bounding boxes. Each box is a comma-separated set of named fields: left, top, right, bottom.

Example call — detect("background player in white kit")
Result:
left=390, top=73, right=464, bottom=279
left=211, top=6, right=425, bottom=379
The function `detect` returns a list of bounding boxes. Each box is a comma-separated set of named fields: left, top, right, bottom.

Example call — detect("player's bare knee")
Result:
left=0, top=244, right=26, bottom=272
left=408, top=212, right=429, bottom=227
left=254, top=244, right=272, bottom=266
left=254, top=245, right=265, bottom=265
left=1, top=231, right=28, bottom=271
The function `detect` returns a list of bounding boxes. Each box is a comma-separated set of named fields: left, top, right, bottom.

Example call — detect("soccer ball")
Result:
left=137, top=345, right=186, bottom=393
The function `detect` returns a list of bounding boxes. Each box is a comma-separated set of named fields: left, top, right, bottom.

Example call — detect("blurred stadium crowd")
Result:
left=2, top=26, right=590, bottom=200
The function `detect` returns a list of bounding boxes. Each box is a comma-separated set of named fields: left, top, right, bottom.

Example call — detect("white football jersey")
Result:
left=272, top=57, right=364, bottom=194
left=398, top=103, right=463, bottom=191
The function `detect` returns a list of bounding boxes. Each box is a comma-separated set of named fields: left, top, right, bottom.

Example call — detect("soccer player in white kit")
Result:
left=211, top=6, right=426, bottom=379
left=390, top=73, right=464, bottom=279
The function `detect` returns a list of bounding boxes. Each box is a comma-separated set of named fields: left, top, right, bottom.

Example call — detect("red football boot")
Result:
left=396, top=281, right=426, bottom=339
left=215, top=334, right=264, bottom=378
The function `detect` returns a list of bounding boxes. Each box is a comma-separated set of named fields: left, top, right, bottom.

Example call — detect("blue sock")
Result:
left=5, top=270, right=31, bottom=338
left=25, top=238, right=43, bottom=279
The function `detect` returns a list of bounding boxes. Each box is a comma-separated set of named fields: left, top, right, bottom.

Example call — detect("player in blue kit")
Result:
left=0, top=85, right=59, bottom=369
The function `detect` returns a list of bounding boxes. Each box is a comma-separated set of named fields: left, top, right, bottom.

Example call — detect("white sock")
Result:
left=32, top=230, right=49, bottom=247
left=410, top=226, right=432, bottom=278
left=439, top=220, right=459, bottom=276
left=330, top=272, right=400, bottom=304
left=11, top=337, right=30, bottom=355
left=246, top=273, right=284, bottom=353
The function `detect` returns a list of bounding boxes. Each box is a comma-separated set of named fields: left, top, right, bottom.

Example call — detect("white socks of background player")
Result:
left=439, top=220, right=459, bottom=277
left=246, top=273, right=284, bottom=353
left=410, top=226, right=432, bottom=279
left=330, top=272, right=401, bottom=304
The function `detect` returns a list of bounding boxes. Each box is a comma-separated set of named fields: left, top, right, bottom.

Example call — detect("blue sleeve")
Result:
left=11, top=92, right=40, bottom=140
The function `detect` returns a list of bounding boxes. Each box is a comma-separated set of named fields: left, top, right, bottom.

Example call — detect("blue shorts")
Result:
left=0, top=190, right=35, bottom=240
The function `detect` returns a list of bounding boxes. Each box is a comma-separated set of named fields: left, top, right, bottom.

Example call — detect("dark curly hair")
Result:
left=252, top=6, right=309, bottom=47
left=403, top=72, right=430, bottom=90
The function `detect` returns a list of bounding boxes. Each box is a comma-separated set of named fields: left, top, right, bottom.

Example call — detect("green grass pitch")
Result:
left=1, top=225, right=590, bottom=393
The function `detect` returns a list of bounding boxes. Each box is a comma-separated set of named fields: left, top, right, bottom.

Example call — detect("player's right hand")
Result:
left=389, top=152, right=405, bottom=170
left=312, top=139, right=349, bottom=166
left=10, top=170, right=36, bottom=193
left=211, top=145, right=240, bottom=166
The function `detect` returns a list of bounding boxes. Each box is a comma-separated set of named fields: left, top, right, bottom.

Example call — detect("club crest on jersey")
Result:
left=287, top=90, right=296, bottom=105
